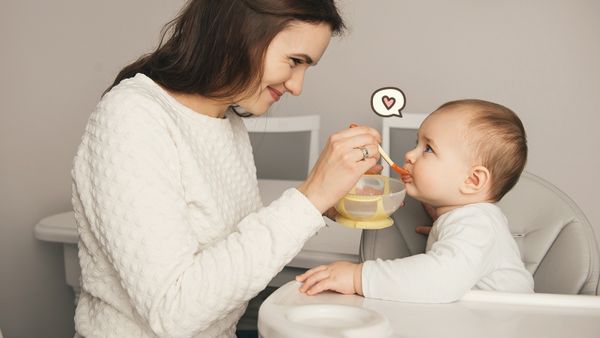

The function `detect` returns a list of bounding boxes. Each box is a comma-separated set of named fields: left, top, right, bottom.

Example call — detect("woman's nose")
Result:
left=284, top=70, right=305, bottom=96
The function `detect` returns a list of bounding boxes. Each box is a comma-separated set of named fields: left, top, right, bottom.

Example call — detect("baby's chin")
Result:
left=403, top=184, right=419, bottom=199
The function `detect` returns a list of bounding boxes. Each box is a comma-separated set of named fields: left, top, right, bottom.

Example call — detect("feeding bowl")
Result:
left=335, top=175, right=405, bottom=230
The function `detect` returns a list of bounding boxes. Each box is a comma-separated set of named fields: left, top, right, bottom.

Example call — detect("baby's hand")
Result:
left=296, top=261, right=363, bottom=296
left=415, top=203, right=436, bottom=235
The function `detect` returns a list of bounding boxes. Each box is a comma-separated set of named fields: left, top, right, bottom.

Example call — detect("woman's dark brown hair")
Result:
left=106, top=0, right=345, bottom=100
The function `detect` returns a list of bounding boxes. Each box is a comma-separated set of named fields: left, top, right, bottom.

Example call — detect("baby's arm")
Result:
left=362, top=211, right=495, bottom=303
left=296, top=261, right=364, bottom=296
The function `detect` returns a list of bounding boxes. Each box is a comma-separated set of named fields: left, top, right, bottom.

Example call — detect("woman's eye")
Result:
left=424, top=145, right=433, bottom=153
left=290, top=57, right=304, bottom=66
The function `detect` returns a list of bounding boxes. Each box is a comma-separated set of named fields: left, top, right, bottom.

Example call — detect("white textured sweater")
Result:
left=362, top=203, right=534, bottom=303
left=71, top=74, right=325, bottom=337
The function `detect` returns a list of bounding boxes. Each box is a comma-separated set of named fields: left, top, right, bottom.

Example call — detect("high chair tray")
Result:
left=258, top=281, right=600, bottom=338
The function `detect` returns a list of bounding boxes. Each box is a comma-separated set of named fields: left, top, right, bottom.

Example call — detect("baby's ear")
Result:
left=461, top=165, right=490, bottom=195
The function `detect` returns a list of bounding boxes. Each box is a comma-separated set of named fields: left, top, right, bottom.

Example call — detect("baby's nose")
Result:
left=404, top=148, right=416, bottom=164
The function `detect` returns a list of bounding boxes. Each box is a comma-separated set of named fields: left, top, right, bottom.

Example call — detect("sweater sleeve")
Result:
left=72, top=94, right=324, bottom=337
left=361, top=208, right=495, bottom=303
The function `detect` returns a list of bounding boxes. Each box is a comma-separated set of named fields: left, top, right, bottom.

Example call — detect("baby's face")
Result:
left=402, top=107, right=475, bottom=208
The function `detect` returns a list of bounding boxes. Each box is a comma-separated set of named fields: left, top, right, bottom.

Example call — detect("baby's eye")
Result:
left=424, top=145, right=433, bottom=153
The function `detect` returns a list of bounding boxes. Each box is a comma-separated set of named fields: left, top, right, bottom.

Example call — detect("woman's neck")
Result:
left=167, top=90, right=231, bottom=119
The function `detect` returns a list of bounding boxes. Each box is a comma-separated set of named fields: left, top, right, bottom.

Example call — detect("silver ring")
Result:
left=360, top=147, right=369, bottom=161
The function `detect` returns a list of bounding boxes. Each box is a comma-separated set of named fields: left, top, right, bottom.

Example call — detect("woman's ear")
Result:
left=461, top=165, right=490, bottom=195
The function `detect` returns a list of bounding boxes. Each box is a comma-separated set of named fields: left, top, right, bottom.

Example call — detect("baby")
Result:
left=297, top=99, right=534, bottom=302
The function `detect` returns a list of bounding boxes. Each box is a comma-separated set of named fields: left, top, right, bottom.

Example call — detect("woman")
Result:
left=71, top=0, right=381, bottom=337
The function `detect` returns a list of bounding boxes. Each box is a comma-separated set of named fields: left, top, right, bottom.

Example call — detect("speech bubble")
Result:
left=370, top=87, right=406, bottom=118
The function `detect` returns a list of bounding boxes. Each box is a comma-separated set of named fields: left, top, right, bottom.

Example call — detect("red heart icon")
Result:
left=382, top=96, right=395, bottom=110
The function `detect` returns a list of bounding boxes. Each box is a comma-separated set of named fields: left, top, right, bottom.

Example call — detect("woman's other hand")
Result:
left=298, top=125, right=381, bottom=213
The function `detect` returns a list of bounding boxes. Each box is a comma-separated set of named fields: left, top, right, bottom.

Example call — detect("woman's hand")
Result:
left=298, top=125, right=382, bottom=213
left=296, top=261, right=363, bottom=296
left=321, top=163, right=383, bottom=220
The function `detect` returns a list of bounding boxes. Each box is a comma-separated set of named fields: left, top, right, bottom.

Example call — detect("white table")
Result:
left=258, top=281, right=600, bottom=338
left=34, top=179, right=362, bottom=289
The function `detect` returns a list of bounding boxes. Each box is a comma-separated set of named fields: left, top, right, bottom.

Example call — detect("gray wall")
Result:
left=0, top=1, right=186, bottom=337
left=1, top=1, right=598, bottom=337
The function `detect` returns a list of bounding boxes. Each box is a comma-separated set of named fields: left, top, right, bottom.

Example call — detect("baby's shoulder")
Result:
left=436, top=204, right=505, bottom=237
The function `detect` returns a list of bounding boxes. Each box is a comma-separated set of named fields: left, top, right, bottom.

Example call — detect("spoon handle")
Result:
left=378, top=145, right=410, bottom=176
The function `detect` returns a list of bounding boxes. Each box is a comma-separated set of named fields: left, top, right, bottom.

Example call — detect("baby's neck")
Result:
left=434, top=200, right=494, bottom=218
left=434, top=205, right=464, bottom=218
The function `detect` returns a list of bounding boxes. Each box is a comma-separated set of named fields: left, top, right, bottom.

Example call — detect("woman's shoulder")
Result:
left=91, top=74, right=180, bottom=133
left=99, top=74, right=166, bottom=113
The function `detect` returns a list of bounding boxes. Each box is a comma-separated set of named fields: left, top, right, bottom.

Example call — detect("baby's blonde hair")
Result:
left=437, top=99, right=527, bottom=201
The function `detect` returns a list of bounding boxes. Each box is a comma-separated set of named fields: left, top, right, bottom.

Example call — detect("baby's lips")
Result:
left=400, top=174, right=412, bottom=184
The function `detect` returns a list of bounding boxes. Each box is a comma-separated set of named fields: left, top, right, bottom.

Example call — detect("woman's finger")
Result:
left=336, top=124, right=381, bottom=143
left=365, top=164, right=383, bottom=175
left=335, top=134, right=381, bottom=155
left=349, top=145, right=379, bottom=163
left=355, top=156, right=379, bottom=175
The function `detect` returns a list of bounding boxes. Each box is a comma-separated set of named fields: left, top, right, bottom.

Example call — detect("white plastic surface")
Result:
left=259, top=282, right=393, bottom=338
left=259, top=281, right=600, bottom=338
left=286, top=304, right=387, bottom=330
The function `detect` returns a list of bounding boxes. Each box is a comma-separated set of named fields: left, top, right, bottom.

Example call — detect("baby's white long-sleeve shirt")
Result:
left=71, top=74, right=325, bottom=337
left=362, top=203, right=534, bottom=303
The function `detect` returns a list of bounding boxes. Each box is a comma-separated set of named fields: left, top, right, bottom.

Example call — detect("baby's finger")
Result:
left=415, top=225, right=432, bottom=235
left=306, top=279, right=333, bottom=296
left=299, top=270, right=330, bottom=293
left=296, top=265, right=327, bottom=282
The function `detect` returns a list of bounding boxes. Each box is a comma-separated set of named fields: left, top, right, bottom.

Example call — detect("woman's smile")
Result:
left=267, top=86, right=283, bottom=101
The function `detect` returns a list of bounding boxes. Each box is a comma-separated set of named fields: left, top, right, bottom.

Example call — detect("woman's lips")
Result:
left=268, top=87, right=283, bottom=101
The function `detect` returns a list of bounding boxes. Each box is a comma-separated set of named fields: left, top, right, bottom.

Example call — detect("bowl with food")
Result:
left=335, top=175, right=406, bottom=230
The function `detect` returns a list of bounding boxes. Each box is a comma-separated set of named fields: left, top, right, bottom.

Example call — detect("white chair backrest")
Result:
left=381, top=113, right=427, bottom=176
left=243, top=115, right=320, bottom=178
left=497, top=172, right=599, bottom=295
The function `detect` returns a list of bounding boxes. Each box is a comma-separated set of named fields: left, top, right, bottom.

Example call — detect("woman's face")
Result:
left=237, top=21, right=333, bottom=115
